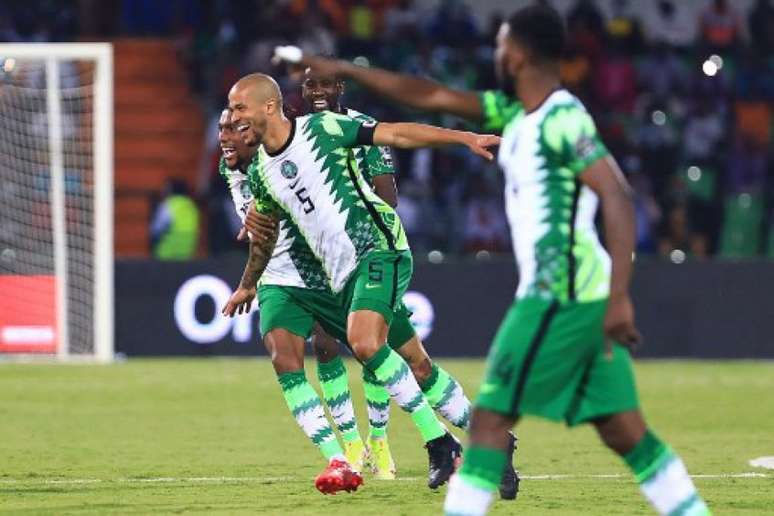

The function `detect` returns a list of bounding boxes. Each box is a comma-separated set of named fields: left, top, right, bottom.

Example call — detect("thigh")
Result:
left=348, top=250, right=413, bottom=327
left=565, top=344, right=641, bottom=427
left=258, top=285, right=315, bottom=339
left=476, top=298, right=604, bottom=421
left=264, top=328, right=307, bottom=374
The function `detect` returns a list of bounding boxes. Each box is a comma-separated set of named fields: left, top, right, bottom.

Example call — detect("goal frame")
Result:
left=0, top=43, right=114, bottom=362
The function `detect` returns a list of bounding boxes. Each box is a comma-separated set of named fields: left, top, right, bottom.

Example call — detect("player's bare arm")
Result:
left=274, top=46, right=483, bottom=120
left=372, top=122, right=500, bottom=161
left=222, top=226, right=279, bottom=317
left=371, top=174, right=398, bottom=207
left=579, top=156, right=642, bottom=348
left=243, top=202, right=279, bottom=242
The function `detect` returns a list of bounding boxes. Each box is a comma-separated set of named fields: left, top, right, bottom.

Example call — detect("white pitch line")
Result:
left=0, top=473, right=770, bottom=486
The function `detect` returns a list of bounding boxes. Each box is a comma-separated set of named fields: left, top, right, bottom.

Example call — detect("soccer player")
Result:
left=273, top=6, right=711, bottom=516
left=254, top=64, right=518, bottom=499
left=220, top=87, right=403, bottom=479
left=221, top=73, right=499, bottom=493
left=297, top=66, right=482, bottom=483
left=220, top=103, right=480, bottom=490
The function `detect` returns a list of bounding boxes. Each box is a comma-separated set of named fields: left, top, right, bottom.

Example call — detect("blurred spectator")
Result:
left=636, top=43, right=688, bottom=101
left=606, top=0, right=645, bottom=55
left=12, top=0, right=773, bottom=258
left=749, top=0, right=774, bottom=57
left=150, top=180, right=200, bottom=261
left=593, top=44, right=637, bottom=113
left=683, top=96, right=725, bottom=162
left=641, top=0, right=697, bottom=49
left=629, top=169, right=662, bottom=254
left=659, top=204, right=708, bottom=259
left=699, top=0, right=745, bottom=52
left=727, top=135, right=768, bottom=194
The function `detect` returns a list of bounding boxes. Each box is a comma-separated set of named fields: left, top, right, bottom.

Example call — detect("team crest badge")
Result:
left=240, top=182, right=251, bottom=198
left=281, top=160, right=298, bottom=179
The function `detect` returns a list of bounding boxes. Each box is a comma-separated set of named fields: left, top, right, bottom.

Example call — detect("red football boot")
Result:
left=314, top=459, right=364, bottom=495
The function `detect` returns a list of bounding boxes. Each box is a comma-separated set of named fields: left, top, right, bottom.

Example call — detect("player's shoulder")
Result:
left=539, top=90, right=596, bottom=134
left=218, top=157, right=242, bottom=181
left=541, top=90, right=590, bottom=119
left=345, top=107, right=378, bottom=124
left=478, top=89, right=524, bottom=132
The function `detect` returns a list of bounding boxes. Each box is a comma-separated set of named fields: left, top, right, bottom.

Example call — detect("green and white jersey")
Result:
left=345, top=107, right=395, bottom=184
left=479, top=89, right=611, bottom=303
left=220, top=158, right=329, bottom=290
left=247, top=111, right=408, bottom=293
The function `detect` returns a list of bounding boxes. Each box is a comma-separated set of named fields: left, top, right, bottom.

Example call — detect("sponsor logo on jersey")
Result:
left=378, top=146, right=393, bottom=167
left=575, top=135, right=596, bottom=160
left=280, top=160, right=298, bottom=179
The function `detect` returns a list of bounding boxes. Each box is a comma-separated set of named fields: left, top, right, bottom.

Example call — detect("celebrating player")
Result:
left=252, top=64, right=519, bottom=499
left=273, top=5, right=710, bottom=516
left=221, top=73, right=499, bottom=494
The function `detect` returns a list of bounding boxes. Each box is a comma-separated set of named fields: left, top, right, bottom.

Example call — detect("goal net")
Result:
left=0, top=44, right=113, bottom=361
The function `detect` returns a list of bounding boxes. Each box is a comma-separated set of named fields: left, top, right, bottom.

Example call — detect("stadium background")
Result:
left=2, top=0, right=774, bottom=357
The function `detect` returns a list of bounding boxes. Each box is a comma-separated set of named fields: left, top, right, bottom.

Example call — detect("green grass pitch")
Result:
left=1, top=359, right=773, bottom=514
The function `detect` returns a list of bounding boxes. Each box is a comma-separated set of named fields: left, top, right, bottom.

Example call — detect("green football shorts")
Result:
left=257, top=284, right=416, bottom=351
left=476, top=297, right=640, bottom=426
left=339, top=249, right=413, bottom=326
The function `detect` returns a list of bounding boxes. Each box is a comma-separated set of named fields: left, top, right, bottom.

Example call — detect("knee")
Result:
left=348, top=333, right=381, bottom=362
left=410, top=357, right=433, bottom=385
left=270, top=344, right=303, bottom=374
left=594, top=415, right=646, bottom=456
left=312, top=338, right=339, bottom=363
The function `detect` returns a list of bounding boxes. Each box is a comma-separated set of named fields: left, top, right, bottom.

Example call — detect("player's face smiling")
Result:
left=218, top=110, right=252, bottom=169
left=302, top=71, right=342, bottom=113
left=228, top=87, right=266, bottom=146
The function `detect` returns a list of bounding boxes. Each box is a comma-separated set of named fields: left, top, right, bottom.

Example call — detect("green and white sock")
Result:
left=365, top=345, right=447, bottom=443
left=316, top=356, right=361, bottom=443
left=624, top=430, right=710, bottom=515
left=278, top=369, right=344, bottom=461
left=421, top=362, right=471, bottom=430
left=362, top=367, right=390, bottom=439
left=444, top=446, right=503, bottom=515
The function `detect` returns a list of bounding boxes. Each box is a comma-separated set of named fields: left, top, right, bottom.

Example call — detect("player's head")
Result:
left=496, top=5, right=565, bottom=86
left=301, top=65, right=344, bottom=113
left=228, top=73, right=284, bottom=146
left=218, top=108, right=255, bottom=170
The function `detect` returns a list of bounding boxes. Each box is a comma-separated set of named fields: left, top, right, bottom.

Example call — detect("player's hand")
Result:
left=244, top=203, right=278, bottom=243
left=222, top=286, right=257, bottom=317
left=462, top=133, right=501, bottom=161
left=603, top=294, right=642, bottom=352
left=273, top=46, right=342, bottom=77
left=236, top=227, right=249, bottom=242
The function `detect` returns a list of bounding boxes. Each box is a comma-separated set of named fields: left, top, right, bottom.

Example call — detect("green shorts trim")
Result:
left=340, top=249, right=413, bottom=326
left=476, top=297, right=640, bottom=426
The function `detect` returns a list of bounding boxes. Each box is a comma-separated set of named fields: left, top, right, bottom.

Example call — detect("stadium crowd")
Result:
left=3, top=0, right=774, bottom=259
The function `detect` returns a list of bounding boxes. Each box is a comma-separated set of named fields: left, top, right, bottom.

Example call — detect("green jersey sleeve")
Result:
left=362, top=145, right=394, bottom=177
left=309, top=111, right=375, bottom=149
left=541, top=103, right=610, bottom=176
left=478, top=90, right=524, bottom=133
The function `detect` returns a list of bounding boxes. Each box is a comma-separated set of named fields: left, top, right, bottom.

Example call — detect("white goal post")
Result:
left=0, top=43, right=114, bottom=362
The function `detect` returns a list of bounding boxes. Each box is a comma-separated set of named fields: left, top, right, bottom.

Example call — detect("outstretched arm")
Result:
left=274, top=47, right=483, bottom=120
left=372, top=122, right=500, bottom=161
left=579, top=156, right=641, bottom=348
